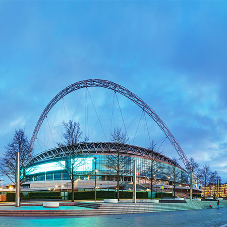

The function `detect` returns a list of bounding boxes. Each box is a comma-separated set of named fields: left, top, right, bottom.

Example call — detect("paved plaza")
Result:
left=1, top=200, right=227, bottom=226
left=1, top=207, right=227, bottom=227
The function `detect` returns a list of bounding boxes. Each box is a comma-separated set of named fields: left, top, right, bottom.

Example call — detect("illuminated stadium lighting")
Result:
left=73, top=158, right=93, bottom=171
left=27, top=161, right=66, bottom=175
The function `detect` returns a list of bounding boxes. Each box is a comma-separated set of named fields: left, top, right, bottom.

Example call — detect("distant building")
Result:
left=201, top=184, right=227, bottom=198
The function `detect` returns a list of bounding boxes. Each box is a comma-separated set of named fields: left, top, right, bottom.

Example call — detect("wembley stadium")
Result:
left=22, top=142, right=188, bottom=191
left=19, top=79, right=193, bottom=196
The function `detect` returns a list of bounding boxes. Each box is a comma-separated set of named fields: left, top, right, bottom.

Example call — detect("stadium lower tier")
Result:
left=23, top=142, right=188, bottom=190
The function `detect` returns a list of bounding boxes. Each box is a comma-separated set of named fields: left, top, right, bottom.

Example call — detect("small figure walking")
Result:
left=217, top=200, right=219, bottom=209
left=209, top=204, right=212, bottom=208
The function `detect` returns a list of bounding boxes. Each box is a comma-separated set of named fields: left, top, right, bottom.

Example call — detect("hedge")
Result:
left=6, top=192, right=62, bottom=201
left=7, top=191, right=148, bottom=201
left=69, top=191, right=115, bottom=200
left=6, top=193, right=23, bottom=202
left=69, top=191, right=148, bottom=200
left=136, top=191, right=148, bottom=199
left=156, top=192, right=174, bottom=198
left=119, top=191, right=148, bottom=199
left=28, top=192, right=61, bottom=198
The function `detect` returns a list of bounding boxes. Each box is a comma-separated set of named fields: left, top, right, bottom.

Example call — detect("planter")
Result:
left=43, top=202, right=59, bottom=208
left=104, top=199, right=118, bottom=203
left=150, top=200, right=159, bottom=203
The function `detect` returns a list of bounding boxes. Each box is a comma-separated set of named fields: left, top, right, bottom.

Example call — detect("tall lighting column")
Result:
left=190, top=172, right=193, bottom=201
left=0, top=178, right=3, bottom=200
left=94, top=157, right=97, bottom=202
left=15, top=151, right=20, bottom=207
left=133, top=160, right=136, bottom=203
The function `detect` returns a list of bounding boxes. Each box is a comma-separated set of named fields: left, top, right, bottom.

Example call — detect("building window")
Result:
left=63, top=173, right=70, bottom=180
left=54, top=173, right=62, bottom=180
left=46, top=173, right=53, bottom=181
left=34, top=175, right=45, bottom=181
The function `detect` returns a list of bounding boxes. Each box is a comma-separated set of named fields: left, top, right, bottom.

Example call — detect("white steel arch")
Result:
left=30, top=79, right=190, bottom=169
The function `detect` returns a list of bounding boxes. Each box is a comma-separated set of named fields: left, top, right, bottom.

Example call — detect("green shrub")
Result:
left=6, top=192, right=23, bottom=202
left=136, top=191, right=148, bottom=199
left=28, top=192, right=61, bottom=198
left=119, top=191, right=148, bottom=199
left=96, top=191, right=115, bottom=199
left=68, top=190, right=148, bottom=200
left=119, top=191, right=133, bottom=199
left=69, top=191, right=116, bottom=200
left=74, top=191, right=94, bottom=200
left=156, top=192, right=174, bottom=198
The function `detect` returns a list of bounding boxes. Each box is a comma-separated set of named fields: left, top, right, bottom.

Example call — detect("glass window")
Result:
left=63, top=173, right=70, bottom=180
left=34, top=175, right=45, bottom=181
left=54, top=173, right=62, bottom=180
left=46, top=173, right=53, bottom=181
left=27, top=161, right=65, bottom=175
left=73, top=158, right=93, bottom=171
left=39, top=175, right=45, bottom=181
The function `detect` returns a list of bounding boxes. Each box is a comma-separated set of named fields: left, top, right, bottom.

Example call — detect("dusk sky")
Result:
left=1, top=1, right=227, bottom=183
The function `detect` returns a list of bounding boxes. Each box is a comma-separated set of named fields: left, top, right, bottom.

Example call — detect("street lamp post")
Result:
left=0, top=178, right=3, bottom=200
left=0, top=178, right=3, bottom=195
left=94, top=157, right=97, bottom=202
left=190, top=172, right=193, bottom=201
left=15, top=151, right=20, bottom=207
left=133, top=160, right=136, bottom=203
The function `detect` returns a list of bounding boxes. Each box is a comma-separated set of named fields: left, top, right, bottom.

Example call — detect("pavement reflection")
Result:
left=1, top=208, right=227, bottom=227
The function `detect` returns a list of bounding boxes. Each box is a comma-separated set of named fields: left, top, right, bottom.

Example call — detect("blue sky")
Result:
left=1, top=1, right=227, bottom=183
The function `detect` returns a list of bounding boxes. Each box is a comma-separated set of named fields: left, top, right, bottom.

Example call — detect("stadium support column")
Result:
left=133, top=160, right=136, bottom=203
left=190, top=172, right=193, bottom=201
left=15, top=151, right=20, bottom=207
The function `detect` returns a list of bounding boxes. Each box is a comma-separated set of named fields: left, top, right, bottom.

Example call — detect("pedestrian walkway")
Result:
left=0, top=199, right=226, bottom=216
left=1, top=207, right=227, bottom=227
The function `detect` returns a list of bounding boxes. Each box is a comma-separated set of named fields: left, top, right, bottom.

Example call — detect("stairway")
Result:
left=0, top=200, right=226, bottom=216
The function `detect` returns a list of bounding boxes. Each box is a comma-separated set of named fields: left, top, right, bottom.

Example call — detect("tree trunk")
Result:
left=117, top=150, right=120, bottom=201
left=71, top=179, right=74, bottom=202
left=71, top=166, right=74, bottom=202
left=173, top=169, right=176, bottom=198
left=117, top=172, right=120, bottom=201
left=150, top=160, right=153, bottom=195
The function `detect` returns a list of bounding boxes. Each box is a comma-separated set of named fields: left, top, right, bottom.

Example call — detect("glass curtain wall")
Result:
left=25, top=154, right=186, bottom=183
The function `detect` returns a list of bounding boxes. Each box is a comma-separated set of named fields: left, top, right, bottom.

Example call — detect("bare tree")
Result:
left=198, top=165, right=211, bottom=199
left=167, top=158, right=181, bottom=198
left=58, top=120, right=83, bottom=202
left=210, top=171, right=221, bottom=184
left=210, top=171, right=221, bottom=198
left=58, top=120, right=82, bottom=146
left=106, top=128, right=131, bottom=201
left=145, top=141, right=161, bottom=194
left=189, top=157, right=199, bottom=174
left=0, top=129, right=33, bottom=184
left=188, top=157, right=199, bottom=199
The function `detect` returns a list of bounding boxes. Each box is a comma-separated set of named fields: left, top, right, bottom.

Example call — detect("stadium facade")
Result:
left=22, top=142, right=188, bottom=191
